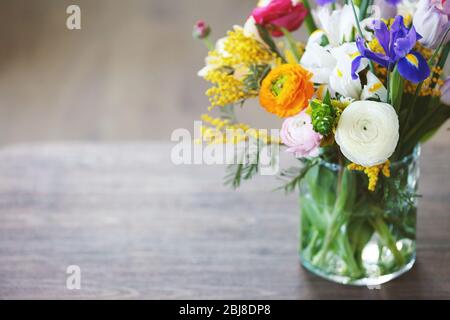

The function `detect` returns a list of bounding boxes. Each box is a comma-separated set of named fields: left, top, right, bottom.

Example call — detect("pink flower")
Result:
left=280, top=111, right=322, bottom=158
left=251, top=0, right=308, bottom=37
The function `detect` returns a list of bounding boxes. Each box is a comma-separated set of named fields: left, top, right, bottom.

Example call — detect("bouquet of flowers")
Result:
left=193, top=0, right=450, bottom=285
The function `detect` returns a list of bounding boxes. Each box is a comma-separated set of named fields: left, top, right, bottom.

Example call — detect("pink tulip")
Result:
left=280, top=111, right=322, bottom=158
left=251, top=0, right=308, bottom=37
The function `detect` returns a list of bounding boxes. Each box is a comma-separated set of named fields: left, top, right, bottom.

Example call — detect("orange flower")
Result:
left=259, top=64, right=314, bottom=117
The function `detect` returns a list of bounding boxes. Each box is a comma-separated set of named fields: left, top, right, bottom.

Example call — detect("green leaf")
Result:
left=276, top=158, right=319, bottom=193
left=243, top=64, right=271, bottom=92
left=323, top=90, right=332, bottom=106
left=389, top=66, right=403, bottom=112
left=255, top=24, right=286, bottom=62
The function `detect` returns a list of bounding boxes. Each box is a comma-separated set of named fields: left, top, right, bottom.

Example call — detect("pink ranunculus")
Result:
left=280, top=111, right=322, bottom=158
left=251, top=0, right=308, bottom=37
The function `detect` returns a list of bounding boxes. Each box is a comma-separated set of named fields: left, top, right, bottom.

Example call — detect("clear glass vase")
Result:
left=299, top=146, right=420, bottom=286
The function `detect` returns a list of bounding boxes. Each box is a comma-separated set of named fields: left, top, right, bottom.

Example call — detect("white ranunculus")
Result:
left=335, top=101, right=399, bottom=167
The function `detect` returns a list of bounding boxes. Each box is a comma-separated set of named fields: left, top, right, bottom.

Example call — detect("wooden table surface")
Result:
left=0, top=142, right=449, bottom=299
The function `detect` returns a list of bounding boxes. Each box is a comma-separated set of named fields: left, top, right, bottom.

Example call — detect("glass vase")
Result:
left=299, top=146, right=420, bottom=286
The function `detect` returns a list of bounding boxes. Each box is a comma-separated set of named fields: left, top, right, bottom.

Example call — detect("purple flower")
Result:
left=351, top=16, right=430, bottom=84
left=384, top=0, right=402, bottom=5
left=315, top=0, right=336, bottom=5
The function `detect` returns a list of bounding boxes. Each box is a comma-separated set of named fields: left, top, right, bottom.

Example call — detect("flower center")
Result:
left=352, top=118, right=378, bottom=142
left=271, top=75, right=288, bottom=97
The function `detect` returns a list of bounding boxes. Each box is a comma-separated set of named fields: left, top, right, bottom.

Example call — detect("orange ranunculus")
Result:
left=259, top=64, right=314, bottom=118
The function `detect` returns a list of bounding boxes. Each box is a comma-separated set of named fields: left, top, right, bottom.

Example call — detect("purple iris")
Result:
left=384, top=0, right=401, bottom=5
left=315, top=0, right=336, bottom=6
left=351, top=16, right=430, bottom=84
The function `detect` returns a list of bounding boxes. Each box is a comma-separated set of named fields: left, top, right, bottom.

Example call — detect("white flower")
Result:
left=300, top=42, right=336, bottom=83
left=243, top=16, right=264, bottom=44
left=329, top=43, right=368, bottom=99
left=314, top=4, right=357, bottom=47
left=306, top=29, right=329, bottom=47
left=301, top=42, right=386, bottom=101
left=335, top=101, right=399, bottom=167
left=361, top=72, right=388, bottom=101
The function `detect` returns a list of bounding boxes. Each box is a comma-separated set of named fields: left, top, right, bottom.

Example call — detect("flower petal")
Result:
left=397, top=51, right=430, bottom=83
left=372, top=19, right=390, bottom=55
left=394, top=25, right=417, bottom=59
left=351, top=55, right=363, bottom=80
left=356, top=37, right=390, bottom=68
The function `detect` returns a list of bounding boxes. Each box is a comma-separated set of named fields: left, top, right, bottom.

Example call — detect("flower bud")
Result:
left=413, top=0, right=450, bottom=49
left=192, top=20, right=211, bottom=39
left=310, top=100, right=335, bottom=135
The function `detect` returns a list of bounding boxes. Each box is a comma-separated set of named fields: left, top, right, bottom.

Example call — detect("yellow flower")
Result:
left=347, top=161, right=391, bottom=192
left=199, top=114, right=280, bottom=145
left=259, top=64, right=314, bottom=118
left=200, top=27, right=276, bottom=109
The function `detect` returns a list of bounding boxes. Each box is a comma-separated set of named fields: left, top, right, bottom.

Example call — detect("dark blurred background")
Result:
left=0, top=0, right=447, bottom=146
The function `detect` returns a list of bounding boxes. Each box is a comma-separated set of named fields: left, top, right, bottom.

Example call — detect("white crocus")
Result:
left=335, top=101, right=399, bottom=167
left=329, top=43, right=368, bottom=99
left=361, top=72, right=388, bottom=102
left=243, top=16, right=264, bottom=44
left=314, top=4, right=357, bottom=47
left=306, top=29, right=329, bottom=47
left=300, top=42, right=336, bottom=83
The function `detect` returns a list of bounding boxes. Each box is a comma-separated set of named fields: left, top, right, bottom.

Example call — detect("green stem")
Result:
left=386, top=67, right=391, bottom=104
left=313, top=155, right=345, bottom=266
left=281, top=27, right=301, bottom=61
left=349, top=0, right=375, bottom=74
left=301, top=0, right=318, bottom=34
left=371, top=216, right=405, bottom=267
left=358, top=0, right=372, bottom=21
left=303, top=229, right=319, bottom=261
left=338, top=233, right=363, bottom=278
left=203, top=37, right=214, bottom=51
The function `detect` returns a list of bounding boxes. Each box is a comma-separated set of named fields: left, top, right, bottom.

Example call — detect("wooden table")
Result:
left=0, top=142, right=449, bottom=299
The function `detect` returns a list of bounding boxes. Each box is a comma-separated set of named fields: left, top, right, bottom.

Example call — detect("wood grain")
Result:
left=0, top=142, right=449, bottom=299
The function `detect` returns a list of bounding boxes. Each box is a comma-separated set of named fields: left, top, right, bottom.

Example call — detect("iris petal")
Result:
left=372, top=20, right=390, bottom=55
left=397, top=51, right=430, bottom=83
left=355, top=36, right=390, bottom=68
left=351, top=56, right=363, bottom=80
left=394, top=26, right=417, bottom=59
